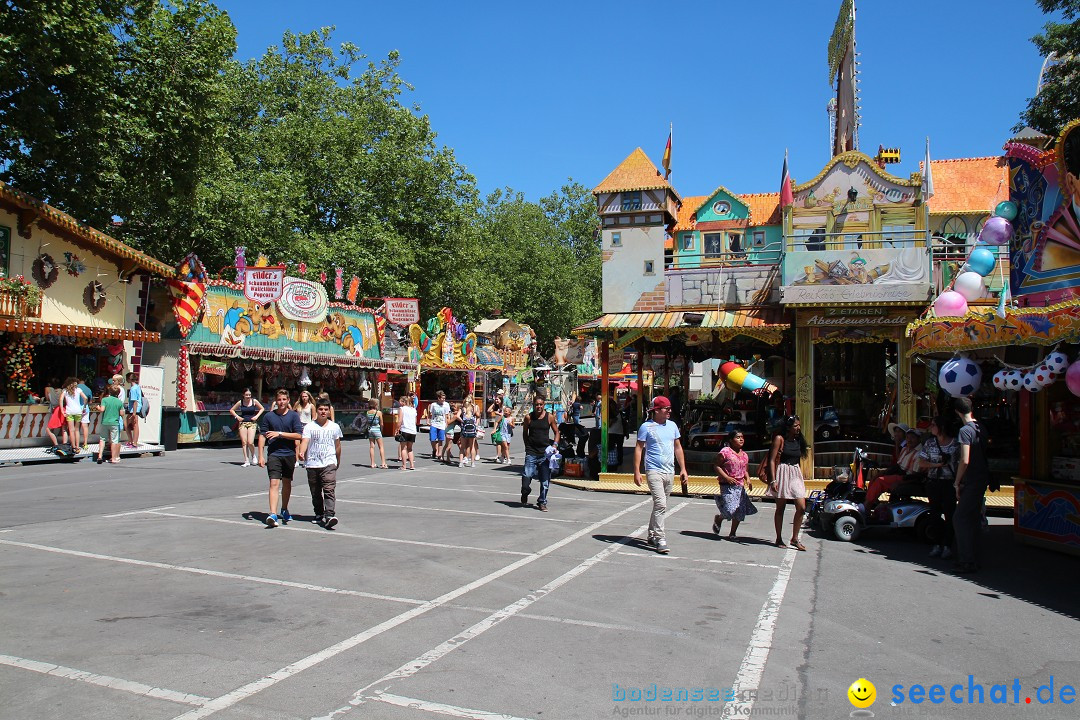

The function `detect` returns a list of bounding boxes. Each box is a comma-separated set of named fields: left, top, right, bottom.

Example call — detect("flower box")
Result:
left=0, top=290, right=41, bottom=318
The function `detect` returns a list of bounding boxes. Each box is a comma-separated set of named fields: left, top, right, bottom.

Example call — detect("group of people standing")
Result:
left=43, top=373, right=144, bottom=456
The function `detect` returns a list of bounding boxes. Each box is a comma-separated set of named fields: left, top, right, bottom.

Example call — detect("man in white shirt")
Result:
left=424, top=390, right=452, bottom=461
left=299, top=399, right=343, bottom=529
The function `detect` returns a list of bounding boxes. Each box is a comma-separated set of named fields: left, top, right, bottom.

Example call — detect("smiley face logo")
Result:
left=848, top=678, right=876, bottom=708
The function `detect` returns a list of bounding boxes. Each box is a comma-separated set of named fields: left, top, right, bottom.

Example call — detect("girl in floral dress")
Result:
left=712, top=431, right=757, bottom=539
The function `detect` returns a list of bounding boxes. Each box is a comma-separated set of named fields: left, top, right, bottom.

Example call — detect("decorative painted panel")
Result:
left=781, top=248, right=931, bottom=304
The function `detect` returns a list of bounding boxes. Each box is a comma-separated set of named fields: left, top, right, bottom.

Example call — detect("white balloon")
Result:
left=992, top=370, right=1009, bottom=391
left=953, top=272, right=986, bottom=302
left=1002, top=371, right=1024, bottom=390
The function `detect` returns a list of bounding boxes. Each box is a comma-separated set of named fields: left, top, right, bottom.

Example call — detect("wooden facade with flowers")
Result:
left=0, top=182, right=173, bottom=452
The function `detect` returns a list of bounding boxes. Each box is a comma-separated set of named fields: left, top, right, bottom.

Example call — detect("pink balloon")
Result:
left=934, top=291, right=969, bottom=317
left=1067, top=361, right=1080, bottom=397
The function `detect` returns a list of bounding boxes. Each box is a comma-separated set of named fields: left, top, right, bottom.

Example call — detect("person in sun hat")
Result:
left=633, top=395, right=689, bottom=555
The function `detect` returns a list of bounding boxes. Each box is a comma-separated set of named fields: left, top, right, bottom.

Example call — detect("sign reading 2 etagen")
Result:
left=243, top=266, right=286, bottom=305
left=278, top=277, right=329, bottom=322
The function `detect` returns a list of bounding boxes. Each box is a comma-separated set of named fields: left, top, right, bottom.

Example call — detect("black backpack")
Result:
left=353, top=412, right=372, bottom=438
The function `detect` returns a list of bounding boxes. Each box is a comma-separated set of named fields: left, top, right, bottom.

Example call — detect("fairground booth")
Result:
left=407, top=308, right=529, bottom=415
left=907, top=119, right=1080, bottom=556
left=0, top=183, right=171, bottom=456
left=574, top=147, right=791, bottom=475
left=143, top=256, right=419, bottom=443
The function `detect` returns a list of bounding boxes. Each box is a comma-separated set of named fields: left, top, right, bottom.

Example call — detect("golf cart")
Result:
left=808, top=447, right=939, bottom=543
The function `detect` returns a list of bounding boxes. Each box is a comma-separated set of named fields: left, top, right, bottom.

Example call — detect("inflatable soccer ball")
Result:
left=992, top=370, right=1009, bottom=391
left=939, top=357, right=983, bottom=398
left=1022, top=372, right=1044, bottom=392
left=1002, top=370, right=1024, bottom=390
left=1045, top=352, right=1070, bottom=375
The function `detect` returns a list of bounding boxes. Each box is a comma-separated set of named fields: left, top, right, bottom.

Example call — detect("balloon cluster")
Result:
left=933, top=202, right=1016, bottom=318
left=989, top=351, right=1077, bottom=394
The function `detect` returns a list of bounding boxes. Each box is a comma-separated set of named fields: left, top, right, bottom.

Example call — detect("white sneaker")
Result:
left=459, top=459, right=465, bottom=467
left=941, top=546, right=953, bottom=559
left=242, top=461, right=251, bottom=468
left=929, top=545, right=942, bottom=557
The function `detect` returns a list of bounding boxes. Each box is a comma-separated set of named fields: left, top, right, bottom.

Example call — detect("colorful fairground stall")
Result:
left=148, top=256, right=419, bottom=443
left=907, top=120, right=1080, bottom=556
left=780, top=151, right=932, bottom=475
left=408, top=309, right=528, bottom=413
left=0, top=182, right=171, bottom=456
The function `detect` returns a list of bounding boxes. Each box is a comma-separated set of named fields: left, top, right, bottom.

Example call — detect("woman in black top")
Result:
left=766, top=415, right=809, bottom=550
left=230, top=388, right=264, bottom=467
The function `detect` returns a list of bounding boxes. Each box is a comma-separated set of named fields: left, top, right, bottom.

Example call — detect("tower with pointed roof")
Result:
left=592, top=148, right=680, bottom=314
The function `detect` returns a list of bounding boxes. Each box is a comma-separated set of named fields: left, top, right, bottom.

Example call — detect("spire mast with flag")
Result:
left=780, top=149, right=794, bottom=208
left=922, top=136, right=934, bottom=200
left=663, top=123, right=672, bottom=180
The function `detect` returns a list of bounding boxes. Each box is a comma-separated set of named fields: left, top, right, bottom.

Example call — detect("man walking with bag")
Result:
left=521, top=393, right=559, bottom=511
left=633, top=396, right=689, bottom=554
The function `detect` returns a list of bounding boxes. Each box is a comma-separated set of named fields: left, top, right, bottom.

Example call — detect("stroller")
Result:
left=808, top=446, right=936, bottom=542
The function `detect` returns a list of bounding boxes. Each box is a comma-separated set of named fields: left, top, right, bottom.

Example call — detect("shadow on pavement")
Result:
left=811, top=522, right=1080, bottom=620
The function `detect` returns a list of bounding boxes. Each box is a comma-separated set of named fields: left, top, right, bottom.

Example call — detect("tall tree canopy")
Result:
left=476, top=182, right=600, bottom=353
left=0, top=5, right=601, bottom=343
left=1019, top=0, right=1080, bottom=136
left=194, top=29, right=483, bottom=318
left=0, top=0, right=236, bottom=246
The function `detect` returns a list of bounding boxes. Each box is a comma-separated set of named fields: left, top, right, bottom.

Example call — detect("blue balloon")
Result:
left=967, top=247, right=997, bottom=277
left=994, top=201, right=1018, bottom=221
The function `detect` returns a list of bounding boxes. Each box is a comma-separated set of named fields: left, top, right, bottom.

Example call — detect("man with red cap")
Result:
left=633, top=395, right=689, bottom=554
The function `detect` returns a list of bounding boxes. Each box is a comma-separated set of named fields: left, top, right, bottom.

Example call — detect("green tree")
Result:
left=0, top=0, right=237, bottom=257
left=195, top=29, right=484, bottom=318
left=477, top=182, right=599, bottom=354
left=1018, top=0, right=1080, bottom=136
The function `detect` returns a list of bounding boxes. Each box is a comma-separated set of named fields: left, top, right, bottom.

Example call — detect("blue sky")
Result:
left=221, top=0, right=1059, bottom=201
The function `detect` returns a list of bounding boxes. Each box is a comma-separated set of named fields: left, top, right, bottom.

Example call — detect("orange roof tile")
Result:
left=924, top=157, right=1009, bottom=216
left=736, top=192, right=781, bottom=226
left=593, top=148, right=681, bottom=200
left=673, top=195, right=707, bottom=232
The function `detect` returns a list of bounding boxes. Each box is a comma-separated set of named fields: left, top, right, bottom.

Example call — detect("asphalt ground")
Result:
left=1, top=433, right=1078, bottom=720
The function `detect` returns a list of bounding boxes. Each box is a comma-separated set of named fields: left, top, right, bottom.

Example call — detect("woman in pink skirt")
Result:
left=766, top=415, right=809, bottom=550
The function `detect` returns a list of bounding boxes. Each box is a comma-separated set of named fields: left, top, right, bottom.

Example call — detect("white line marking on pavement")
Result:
left=348, top=502, right=690, bottom=705
left=234, top=491, right=264, bottom=498
left=720, top=548, right=798, bottom=719
left=0, top=653, right=211, bottom=707
left=0, top=538, right=424, bottom=605
left=343, top=478, right=628, bottom=503
left=102, top=505, right=176, bottom=518
left=166, top=500, right=649, bottom=720
left=335, top=499, right=586, bottom=524
left=143, top=510, right=531, bottom=556
left=613, top=553, right=780, bottom=570
left=367, top=691, right=536, bottom=720
left=447, top=605, right=687, bottom=638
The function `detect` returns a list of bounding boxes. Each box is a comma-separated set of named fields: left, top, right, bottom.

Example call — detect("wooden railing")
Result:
left=0, top=290, right=42, bottom=318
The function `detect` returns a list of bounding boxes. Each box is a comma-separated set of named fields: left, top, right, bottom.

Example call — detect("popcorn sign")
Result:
left=243, top=266, right=286, bottom=304
left=384, top=297, right=420, bottom=325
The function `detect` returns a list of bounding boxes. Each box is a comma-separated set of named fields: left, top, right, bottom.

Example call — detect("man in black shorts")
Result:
left=258, top=388, right=305, bottom=527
